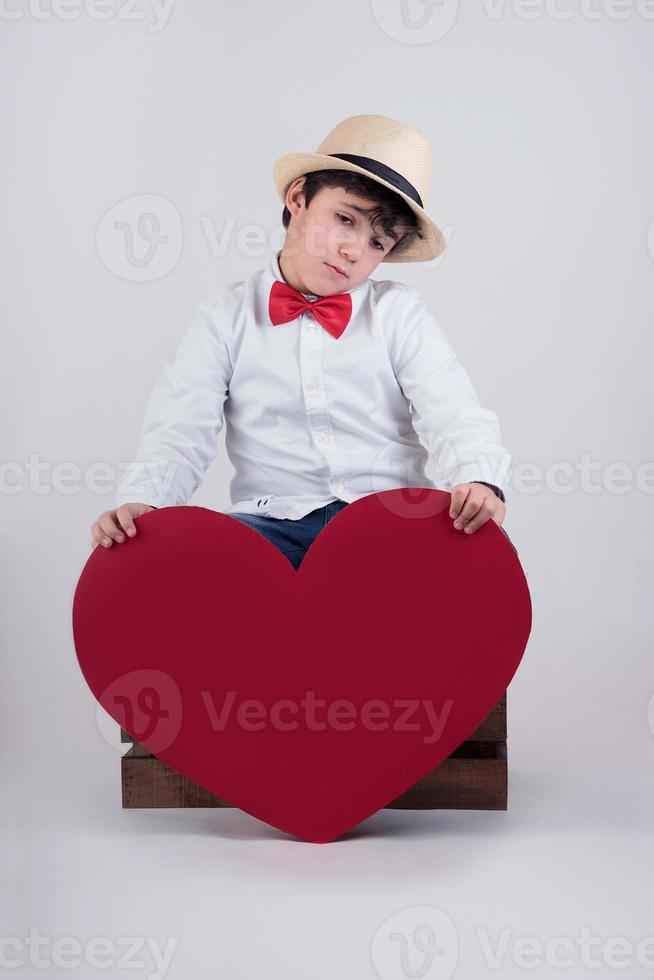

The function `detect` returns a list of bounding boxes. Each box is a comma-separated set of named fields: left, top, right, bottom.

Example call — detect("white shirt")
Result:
left=115, top=250, right=511, bottom=519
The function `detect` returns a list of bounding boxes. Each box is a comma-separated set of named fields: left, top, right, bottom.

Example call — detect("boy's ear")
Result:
left=286, top=176, right=307, bottom=215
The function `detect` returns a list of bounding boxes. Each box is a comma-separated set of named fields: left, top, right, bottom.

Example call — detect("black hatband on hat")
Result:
left=326, top=153, right=424, bottom=209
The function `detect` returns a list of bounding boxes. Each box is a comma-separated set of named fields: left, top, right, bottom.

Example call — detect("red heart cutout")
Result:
left=73, top=489, right=531, bottom=843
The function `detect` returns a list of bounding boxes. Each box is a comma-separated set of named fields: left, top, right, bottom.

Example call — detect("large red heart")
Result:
left=72, top=489, right=531, bottom=843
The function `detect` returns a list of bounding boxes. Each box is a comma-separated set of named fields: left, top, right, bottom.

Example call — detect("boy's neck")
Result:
left=277, top=250, right=318, bottom=297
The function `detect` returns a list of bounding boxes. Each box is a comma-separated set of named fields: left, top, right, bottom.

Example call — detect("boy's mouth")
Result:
left=324, top=262, right=348, bottom=279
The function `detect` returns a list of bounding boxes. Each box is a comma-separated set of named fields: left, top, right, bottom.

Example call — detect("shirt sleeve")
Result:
left=386, top=286, right=512, bottom=499
left=114, top=294, right=232, bottom=509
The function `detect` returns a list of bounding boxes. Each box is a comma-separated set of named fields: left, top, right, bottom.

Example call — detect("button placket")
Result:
left=299, top=310, right=352, bottom=493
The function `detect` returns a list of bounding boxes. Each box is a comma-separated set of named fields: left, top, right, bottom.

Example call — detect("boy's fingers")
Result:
left=90, top=505, right=147, bottom=552
left=98, top=512, right=125, bottom=545
left=462, top=501, right=492, bottom=534
left=449, top=485, right=469, bottom=519
left=449, top=484, right=506, bottom=536
left=453, top=493, right=484, bottom=529
left=116, top=506, right=137, bottom=538
left=90, top=521, right=112, bottom=549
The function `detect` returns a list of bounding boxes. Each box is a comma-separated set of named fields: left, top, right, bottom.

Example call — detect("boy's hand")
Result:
left=91, top=502, right=156, bottom=550
left=449, top=482, right=505, bottom=535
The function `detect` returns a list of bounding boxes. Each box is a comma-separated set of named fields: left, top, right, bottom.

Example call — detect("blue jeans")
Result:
left=228, top=500, right=517, bottom=569
left=228, top=500, right=350, bottom=570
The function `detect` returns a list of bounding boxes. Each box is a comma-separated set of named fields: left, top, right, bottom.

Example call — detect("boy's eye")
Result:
left=337, top=214, right=386, bottom=252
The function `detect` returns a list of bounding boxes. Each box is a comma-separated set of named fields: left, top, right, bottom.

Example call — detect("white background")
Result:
left=2, top=1, right=653, bottom=978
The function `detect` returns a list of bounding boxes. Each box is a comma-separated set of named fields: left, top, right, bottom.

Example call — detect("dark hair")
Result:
left=281, top=168, right=422, bottom=257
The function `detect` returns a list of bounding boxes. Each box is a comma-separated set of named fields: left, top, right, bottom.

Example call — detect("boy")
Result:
left=91, top=114, right=512, bottom=568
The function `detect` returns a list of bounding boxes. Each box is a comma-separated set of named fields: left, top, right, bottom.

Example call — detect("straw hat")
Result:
left=272, top=113, right=447, bottom=264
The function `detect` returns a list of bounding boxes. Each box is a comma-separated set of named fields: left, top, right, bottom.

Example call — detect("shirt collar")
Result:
left=262, top=249, right=369, bottom=321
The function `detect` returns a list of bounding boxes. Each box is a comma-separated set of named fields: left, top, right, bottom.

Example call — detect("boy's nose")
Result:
left=339, top=240, right=362, bottom=262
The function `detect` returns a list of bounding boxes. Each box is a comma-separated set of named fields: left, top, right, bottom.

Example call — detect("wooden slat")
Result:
left=467, top=693, right=506, bottom=740
left=386, top=743, right=507, bottom=810
left=121, top=742, right=507, bottom=811
left=122, top=754, right=234, bottom=808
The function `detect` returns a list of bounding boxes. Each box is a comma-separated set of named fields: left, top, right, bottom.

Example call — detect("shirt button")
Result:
left=307, top=380, right=319, bottom=390
left=307, top=323, right=317, bottom=332
left=285, top=509, right=297, bottom=519
left=334, top=483, right=345, bottom=493
left=318, top=433, right=330, bottom=444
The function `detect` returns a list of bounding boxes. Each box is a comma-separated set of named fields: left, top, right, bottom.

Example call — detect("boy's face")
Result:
left=279, top=177, right=404, bottom=295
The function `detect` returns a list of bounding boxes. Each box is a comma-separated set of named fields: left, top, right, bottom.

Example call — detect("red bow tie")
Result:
left=269, top=280, right=353, bottom=340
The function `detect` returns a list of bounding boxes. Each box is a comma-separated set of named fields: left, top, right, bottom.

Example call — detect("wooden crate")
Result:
left=120, top=694, right=508, bottom=811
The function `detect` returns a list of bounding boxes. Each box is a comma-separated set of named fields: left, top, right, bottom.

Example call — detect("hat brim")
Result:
left=272, top=152, right=447, bottom=264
